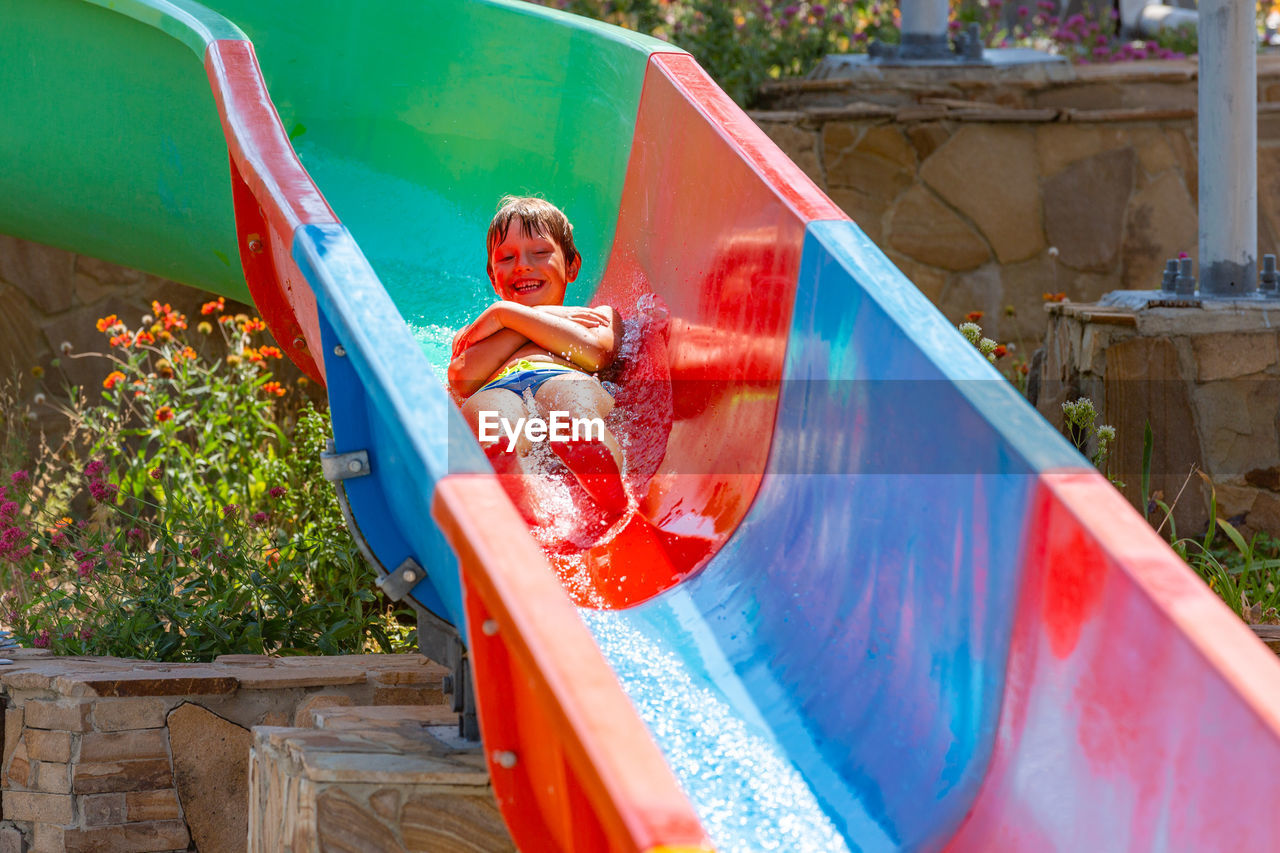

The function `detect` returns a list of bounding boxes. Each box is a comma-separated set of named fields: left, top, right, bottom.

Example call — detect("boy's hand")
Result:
left=452, top=304, right=506, bottom=355
left=535, top=305, right=610, bottom=329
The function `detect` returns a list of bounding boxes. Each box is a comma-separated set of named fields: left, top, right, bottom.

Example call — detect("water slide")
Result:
left=7, top=1, right=1280, bottom=849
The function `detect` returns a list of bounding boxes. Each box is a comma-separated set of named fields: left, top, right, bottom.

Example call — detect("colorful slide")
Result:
left=8, top=0, right=1280, bottom=849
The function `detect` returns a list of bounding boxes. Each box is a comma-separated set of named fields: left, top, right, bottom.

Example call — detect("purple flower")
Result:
left=251, top=511, right=270, bottom=527
left=9, top=471, right=28, bottom=486
left=1017, top=6, right=1029, bottom=17
left=33, top=630, right=50, bottom=649
left=84, top=459, right=106, bottom=478
left=222, top=504, right=239, bottom=519
left=269, top=486, right=287, bottom=499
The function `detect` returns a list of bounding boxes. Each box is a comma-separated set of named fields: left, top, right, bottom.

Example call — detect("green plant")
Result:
left=1060, top=396, right=1119, bottom=485
left=1, top=300, right=414, bottom=660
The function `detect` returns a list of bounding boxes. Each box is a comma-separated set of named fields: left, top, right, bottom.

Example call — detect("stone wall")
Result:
left=1038, top=297, right=1280, bottom=538
left=753, top=57, right=1280, bottom=354
left=0, top=652, right=450, bottom=852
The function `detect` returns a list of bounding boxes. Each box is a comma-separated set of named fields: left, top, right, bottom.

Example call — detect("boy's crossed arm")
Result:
left=448, top=302, right=621, bottom=398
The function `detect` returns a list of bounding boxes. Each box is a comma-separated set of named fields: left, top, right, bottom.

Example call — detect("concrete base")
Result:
left=1037, top=290, right=1280, bottom=538
left=812, top=47, right=1070, bottom=79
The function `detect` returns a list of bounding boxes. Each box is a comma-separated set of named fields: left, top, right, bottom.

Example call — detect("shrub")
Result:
left=1, top=300, right=414, bottom=660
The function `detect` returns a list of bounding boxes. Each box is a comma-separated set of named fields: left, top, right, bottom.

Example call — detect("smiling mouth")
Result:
left=512, top=279, right=543, bottom=295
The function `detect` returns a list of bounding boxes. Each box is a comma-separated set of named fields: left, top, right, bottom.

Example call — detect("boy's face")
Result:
left=488, top=220, right=580, bottom=307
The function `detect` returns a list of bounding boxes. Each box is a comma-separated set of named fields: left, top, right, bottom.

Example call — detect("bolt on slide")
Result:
left=6, top=0, right=1280, bottom=850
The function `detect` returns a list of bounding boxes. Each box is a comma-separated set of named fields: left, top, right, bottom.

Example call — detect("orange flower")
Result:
left=261, top=382, right=286, bottom=397
left=240, top=318, right=267, bottom=334
left=200, top=297, right=226, bottom=315
left=259, top=346, right=282, bottom=360
left=102, top=371, right=125, bottom=390
left=135, top=331, right=155, bottom=346
left=173, top=346, right=197, bottom=362
left=109, top=333, right=132, bottom=348
left=155, top=406, right=174, bottom=423
left=965, top=311, right=984, bottom=323
left=992, top=345, right=1008, bottom=359
left=1042, top=292, right=1068, bottom=303
left=155, top=359, right=174, bottom=379
left=244, top=347, right=263, bottom=363
left=95, top=314, right=119, bottom=333
left=219, top=315, right=236, bottom=326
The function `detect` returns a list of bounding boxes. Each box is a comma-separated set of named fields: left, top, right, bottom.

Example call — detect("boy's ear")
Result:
left=566, top=253, right=581, bottom=282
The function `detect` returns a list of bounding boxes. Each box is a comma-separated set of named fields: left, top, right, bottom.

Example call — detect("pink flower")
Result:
left=33, top=630, right=49, bottom=649
left=9, top=471, right=28, bottom=485
left=84, top=460, right=106, bottom=478
left=251, top=511, right=270, bottom=527
left=222, top=504, right=239, bottom=519
left=269, top=486, right=287, bottom=498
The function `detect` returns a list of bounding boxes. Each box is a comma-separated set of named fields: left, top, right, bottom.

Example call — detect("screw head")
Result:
left=333, top=344, right=346, bottom=357
left=482, top=619, right=499, bottom=636
left=493, top=750, right=517, bottom=769
left=348, top=458, right=364, bottom=474
left=401, top=568, right=415, bottom=583
left=247, top=234, right=264, bottom=254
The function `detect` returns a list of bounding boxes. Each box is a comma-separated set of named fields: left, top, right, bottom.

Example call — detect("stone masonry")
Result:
left=752, top=57, right=1280, bottom=355
left=0, top=651, right=450, bottom=852
left=1039, top=297, right=1280, bottom=538
left=248, top=705, right=512, bottom=853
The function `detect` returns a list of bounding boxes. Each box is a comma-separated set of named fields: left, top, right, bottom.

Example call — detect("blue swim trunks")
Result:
left=479, top=359, right=582, bottom=397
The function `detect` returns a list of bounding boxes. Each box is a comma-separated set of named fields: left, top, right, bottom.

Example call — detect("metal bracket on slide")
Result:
left=376, top=558, right=427, bottom=602
left=320, top=448, right=371, bottom=481
left=319, top=440, right=480, bottom=740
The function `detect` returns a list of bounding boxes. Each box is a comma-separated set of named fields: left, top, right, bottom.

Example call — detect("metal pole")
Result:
left=899, top=0, right=951, bottom=59
left=1198, top=0, right=1257, bottom=296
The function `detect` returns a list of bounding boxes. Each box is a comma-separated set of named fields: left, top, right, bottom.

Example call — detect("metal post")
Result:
left=899, top=0, right=951, bottom=59
left=1198, top=0, right=1257, bottom=296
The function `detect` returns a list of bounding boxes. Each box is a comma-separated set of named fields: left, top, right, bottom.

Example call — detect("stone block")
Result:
left=124, top=789, right=181, bottom=822
left=92, top=698, right=168, bottom=732
left=23, top=731, right=70, bottom=764
left=369, top=788, right=400, bottom=822
left=3, top=709, right=22, bottom=768
left=373, top=686, right=443, bottom=706
left=1121, top=171, right=1197, bottom=291
left=906, top=122, right=951, bottom=162
left=1043, top=148, right=1135, bottom=273
left=7, top=741, right=32, bottom=789
left=888, top=185, right=990, bottom=272
left=1191, top=332, right=1280, bottom=382
left=0, top=235, right=75, bottom=315
left=1133, top=127, right=1178, bottom=176
left=60, top=820, right=189, bottom=853
left=81, top=793, right=127, bottom=827
left=2, top=792, right=73, bottom=826
left=22, top=701, right=90, bottom=733
left=293, top=694, right=353, bottom=728
left=314, top=789, right=404, bottom=853
left=29, top=824, right=61, bottom=853
left=0, top=824, right=23, bottom=853
left=400, top=793, right=514, bottom=852
left=1193, top=380, right=1280, bottom=480
left=825, top=124, right=917, bottom=202
left=52, top=668, right=238, bottom=698
left=31, top=763, right=70, bottom=795
left=168, top=703, right=250, bottom=853
left=73, top=760, right=173, bottom=794
left=79, top=730, right=169, bottom=763
left=0, top=286, right=44, bottom=387
left=921, top=125, right=1043, bottom=263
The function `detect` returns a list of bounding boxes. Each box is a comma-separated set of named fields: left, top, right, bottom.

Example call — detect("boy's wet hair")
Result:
left=486, top=196, right=580, bottom=272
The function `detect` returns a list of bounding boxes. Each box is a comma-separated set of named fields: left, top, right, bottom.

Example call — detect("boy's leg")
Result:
left=462, top=389, right=533, bottom=455
left=462, top=389, right=540, bottom=522
left=535, top=375, right=627, bottom=514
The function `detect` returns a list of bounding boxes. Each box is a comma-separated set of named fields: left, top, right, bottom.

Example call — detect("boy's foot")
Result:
left=551, top=438, right=628, bottom=516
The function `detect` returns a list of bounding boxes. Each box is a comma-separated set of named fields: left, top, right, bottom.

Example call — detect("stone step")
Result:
left=247, top=705, right=512, bottom=852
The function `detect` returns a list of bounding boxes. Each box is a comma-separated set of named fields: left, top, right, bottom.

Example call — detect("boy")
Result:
left=448, top=196, right=627, bottom=515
